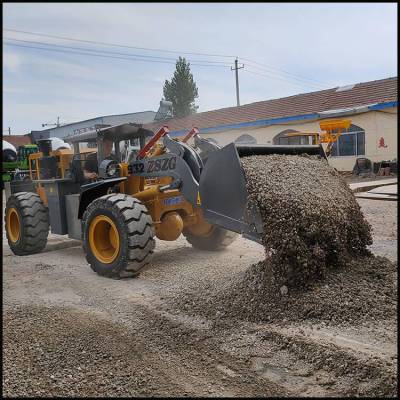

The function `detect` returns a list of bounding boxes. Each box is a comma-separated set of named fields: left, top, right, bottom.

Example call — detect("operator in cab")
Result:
left=83, top=139, right=118, bottom=180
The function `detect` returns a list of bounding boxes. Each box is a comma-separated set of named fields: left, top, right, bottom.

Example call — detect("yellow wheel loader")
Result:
left=4, top=123, right=326, bottom=278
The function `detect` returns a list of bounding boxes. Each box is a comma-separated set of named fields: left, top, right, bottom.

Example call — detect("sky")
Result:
left=3, top=2, right=397, bottom=135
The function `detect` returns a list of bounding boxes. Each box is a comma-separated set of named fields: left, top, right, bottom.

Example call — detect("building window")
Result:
left=234, top=134, right=257, bottom=144
left=330, top=124, right=365, bottom=157
left=273, top=129, right=311, bottom=145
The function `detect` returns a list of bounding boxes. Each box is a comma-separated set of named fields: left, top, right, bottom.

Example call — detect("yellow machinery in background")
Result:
left=285, top=119, right=351, bottom=156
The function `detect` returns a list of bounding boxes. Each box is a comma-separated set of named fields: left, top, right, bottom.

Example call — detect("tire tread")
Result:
left=82, top=194, right=155, bottom=278
left=5, top=192, right=49, bottom=255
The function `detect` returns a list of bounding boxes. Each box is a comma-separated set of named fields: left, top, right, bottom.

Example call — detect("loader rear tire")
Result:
left=5, top=192, right=49, bottom=255
left=82, top=194, right=155, bottom=279
left=183, top=226, right=238, bottom=251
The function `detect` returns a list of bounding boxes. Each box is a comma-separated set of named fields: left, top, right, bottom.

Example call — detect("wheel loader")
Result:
left=4, top=122, right=326, bottom=278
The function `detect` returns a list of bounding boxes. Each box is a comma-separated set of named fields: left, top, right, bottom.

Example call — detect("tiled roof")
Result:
left=144, top=77, right=397, bottom=133
left=3, top=135, right=32, bottom=147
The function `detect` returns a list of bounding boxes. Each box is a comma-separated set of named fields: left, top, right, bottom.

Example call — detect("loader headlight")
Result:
left=99, top=159, right=119, bottom=178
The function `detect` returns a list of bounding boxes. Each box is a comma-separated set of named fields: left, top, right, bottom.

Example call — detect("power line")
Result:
left=4, top=41, right=327, bottom=91
left=5, top=28, right=330, bottom=89
left=241, top=57, right=330, bottom=86
left=3, top=41, right=232, bottom=68
left=243, top=68, right=329, bottom=91
left=240, top=57, right=330, bottom=87
left=4, top=27, right=335, bottom=102
left=4, top=39, right=326, bottom=89
left=243, top=68, right=324, bottom=90
left=4, top=28, right=237, bottom=59
left=245, top=63, right=329, bottom=89
left=4, top=37, right=233, bottom=66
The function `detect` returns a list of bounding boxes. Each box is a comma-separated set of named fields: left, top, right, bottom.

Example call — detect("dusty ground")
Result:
left=343, top=173, right=397, bottom=184
left=2, top=195, right=397, bottom=397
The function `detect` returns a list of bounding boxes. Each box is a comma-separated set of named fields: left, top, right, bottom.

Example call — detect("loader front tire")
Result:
left=5, top=192, right=49, bottom=255
left=183, top=226, right=238, bottom=251
left=82, top=194, right=155, bottom=279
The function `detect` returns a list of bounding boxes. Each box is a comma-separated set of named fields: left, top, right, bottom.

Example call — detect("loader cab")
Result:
left=66, top=123, right=154, bottom=184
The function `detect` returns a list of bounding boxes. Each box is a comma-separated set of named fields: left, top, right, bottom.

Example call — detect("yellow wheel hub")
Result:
left=89, top=215, right=120, bottom=264
left=6, top=207, right=21, bottom=243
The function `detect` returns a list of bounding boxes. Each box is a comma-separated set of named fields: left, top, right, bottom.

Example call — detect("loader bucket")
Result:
left=198, top=142, right=326, bottom=244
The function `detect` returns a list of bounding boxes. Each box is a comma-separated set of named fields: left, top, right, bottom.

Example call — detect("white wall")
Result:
left=185, top=108, right=397, bottom=171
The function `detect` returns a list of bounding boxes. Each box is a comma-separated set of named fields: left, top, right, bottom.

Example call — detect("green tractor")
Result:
left=2, top=144, right=39, bottom=186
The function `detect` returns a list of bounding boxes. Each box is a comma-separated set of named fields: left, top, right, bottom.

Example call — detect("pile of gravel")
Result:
left=240, top=154, right=372, bottom=288
left=174, top=154, right=396, bottom=326
left=198, top=255, right=397, bottom=326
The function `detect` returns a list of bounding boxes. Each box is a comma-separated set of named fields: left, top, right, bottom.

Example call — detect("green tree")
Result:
left=163, top=57, right=199, bottom=118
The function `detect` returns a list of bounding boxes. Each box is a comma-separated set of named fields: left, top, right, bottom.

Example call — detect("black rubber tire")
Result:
left=183, top=226, right=238, bottom=251
left=82, top=194, right=155, bottom=279
left=5, top=192, right=49, bottom=255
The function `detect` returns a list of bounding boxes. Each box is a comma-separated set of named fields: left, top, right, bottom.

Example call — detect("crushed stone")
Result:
left=174, top=155, right=395, bottom=327
left=241, top=154, right=372, bottom=288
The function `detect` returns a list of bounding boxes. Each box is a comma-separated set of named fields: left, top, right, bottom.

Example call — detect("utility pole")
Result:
left=42, top=116, right=62, bottom=128
left=231, top=58, right=244, bottom=106
left=3, top=127, right=11, bottom=135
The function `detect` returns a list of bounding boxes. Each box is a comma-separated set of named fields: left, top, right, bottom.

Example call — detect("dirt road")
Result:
left=3, top=198, right=397, bottom=397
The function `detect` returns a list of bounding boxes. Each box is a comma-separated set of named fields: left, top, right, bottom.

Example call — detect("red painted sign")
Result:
left=378, top=137, right=388, bottom=148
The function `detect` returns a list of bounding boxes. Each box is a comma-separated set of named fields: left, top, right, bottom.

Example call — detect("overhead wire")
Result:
left=242, top=68, right=328, bottom=91
left=4, top=37, right=233, bottom=65
left=3, top=41, right=232, bottom=68
left=4, top=28, right=332, bottom=89
left=5, top=28, right=329, bottom=87
left=4, top=28, right=238, bottom=59
left=240, top=57, right=331, bottom=87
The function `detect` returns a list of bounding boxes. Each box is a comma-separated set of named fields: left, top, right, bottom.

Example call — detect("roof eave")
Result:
left=167, top=100, right=398, bottom=136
